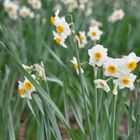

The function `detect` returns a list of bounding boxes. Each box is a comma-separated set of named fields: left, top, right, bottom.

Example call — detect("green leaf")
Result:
left=8, top=109, right=15, bottom=140
left=33, top=94, right=45, bottom=116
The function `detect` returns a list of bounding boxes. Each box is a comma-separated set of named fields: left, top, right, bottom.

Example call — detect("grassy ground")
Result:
left=0, top=0, right=140, bottom=140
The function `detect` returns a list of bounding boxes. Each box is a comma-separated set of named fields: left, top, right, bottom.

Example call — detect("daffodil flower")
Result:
left=113, top=73, right=136, bottom=90
left=34, top=62, right=46, bottom=80
left=122, top=52, right=140, bottom=72
left=18, top=75, right=36, bottom=99
left=53, top=31, right=68, bottom=48
left=104, top=58, right=121, bottom=77
left=87, top=26, right=103, bottom=41
left=71, top=57, right=84, bottom=75
left=94, top=79, right=110, bottom=93
left=78, top=31, right=87, bottom=48
left=88, top=44, right=108, bottom=67
left=108, top=9, right=125, bottom=23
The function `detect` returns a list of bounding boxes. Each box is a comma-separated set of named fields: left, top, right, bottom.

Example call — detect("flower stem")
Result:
left=75, top=35, right=93, bottom=140
left=94, top=67, right=98, bottom=140
left=111, top=95, right=117, bottom=140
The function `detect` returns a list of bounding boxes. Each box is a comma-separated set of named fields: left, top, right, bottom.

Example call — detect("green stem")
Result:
left=111, top=95, right=117, bottom=140
left=75, top=35, right=93, bottom=140
left=94, top=67, right=98, bottom=140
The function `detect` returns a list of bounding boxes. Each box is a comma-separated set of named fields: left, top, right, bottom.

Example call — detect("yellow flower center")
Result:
left=92, top=32, right=97, bottom=37
left=74, top=64, right=78, bottom=71
left=79, top=35, right=85, bottom=42
left=56, top=25, right=64, bottom=34
left=19, top=88, right=26, bottom=95
left=100, top=82, right=105, bottom=87
left=107, top=65, right=116, bottom=74
left=38, top=71, right=43, bottom=78
left=55, top=37, right=61, bottom=44
left=51, top=17, right=55, bottom=24
left=127, top=61, right=137, bottom=71
left=116, top=12, right=121, bottom=17
left=25, top=82, right=32, bottom=90
left=122, top=78, right=130, bottom=85
left=94, top=52, right=103, bottom=61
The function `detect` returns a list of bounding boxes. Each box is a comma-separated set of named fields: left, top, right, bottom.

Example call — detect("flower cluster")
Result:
left=3, top=0, right=42, bottom=19
left=18, top=62, right=46, bottom=99
left=51, top=10, right=71, bottom=48
left=4, top=0, right=19, bottom=20
left=108, top=9, right=125, bottom=23
left=22, top=62, right=46, bottom=81
left=18, top=75, right=36, bottom=100
left=88, top=44, right=140, bottom=94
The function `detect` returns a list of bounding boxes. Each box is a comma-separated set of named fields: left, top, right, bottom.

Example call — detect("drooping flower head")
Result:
left=34, top=62, right=46, bottom=80
left=94, top=79, right=110, bottom=93
left=70, top=57, right=84, bottom=75
left=78, top=31, right=87, bottom=48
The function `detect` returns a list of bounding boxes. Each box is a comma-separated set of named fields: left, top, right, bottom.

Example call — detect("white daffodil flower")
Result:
left=55, top=17, right=71, bottom=38
left=53, top=31, right=68, bottom=48
left=122, top=52, right=140, bottom=72
left=50, top=10, right=60, bottom=25
left=88, top=44, right=108, bottom=67
left=87, top=26, right=103, bottom=41
left=70, top=57, right=84, bottom=75
left=94, top=79, right=110, bottom=93
left=18, top=81, right=32, bottom=99
left=78, top=31, right=87, bottom=48
left=90, top=19, right=102, bottom=27
left=104, top=57, right=121, bottom=77
left=23, top=75, right=36, bottom=94
left=51, top=10, right=71, bottom=38
left=108, top=9, right=125, bottom=23
left=4, top=0, right=19, bottom=19
left=34, top=62, right=46, bottom=80
left=28, top=0, right=42, bottom=10
left=19, top=6, right=33, bottom=18
left=113, top=73, right=136, bottom=90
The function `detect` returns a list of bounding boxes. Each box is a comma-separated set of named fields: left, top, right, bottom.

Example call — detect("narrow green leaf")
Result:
left=33, top=94, right=45, bottom=116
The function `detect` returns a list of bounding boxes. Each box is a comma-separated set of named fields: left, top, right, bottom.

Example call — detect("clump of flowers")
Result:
left=22, top=62, right=46, bottom=81
left=108, top=9, right=125, bottom=23
left=88, top=44, right=140, bottom=94
left=4, top=0, right=19, bottom=20
left=51, top=10, right=71, bottom=48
